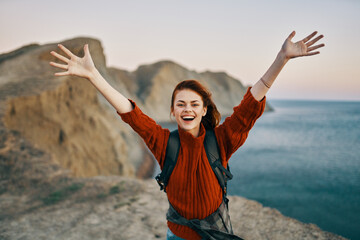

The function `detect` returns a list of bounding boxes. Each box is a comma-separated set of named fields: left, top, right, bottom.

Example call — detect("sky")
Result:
left=1, top=0, right=359, bottom=101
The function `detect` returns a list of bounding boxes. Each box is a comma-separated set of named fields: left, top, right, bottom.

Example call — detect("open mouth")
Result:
left=182, top=116, right=195, bottom=122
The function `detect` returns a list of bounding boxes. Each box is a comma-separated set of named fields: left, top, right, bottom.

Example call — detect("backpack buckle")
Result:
left=155, top=174, right=165, bottom=191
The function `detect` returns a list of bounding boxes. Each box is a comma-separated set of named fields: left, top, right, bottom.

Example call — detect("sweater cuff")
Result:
left=245, top=86, right=266, bottom=106
left=235, top=87, right=266, bottom=118
left=117, top=99, right=141, bottom=123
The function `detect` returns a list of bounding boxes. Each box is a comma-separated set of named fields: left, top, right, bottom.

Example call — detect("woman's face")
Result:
left=172, top=89, right=207, bottom=137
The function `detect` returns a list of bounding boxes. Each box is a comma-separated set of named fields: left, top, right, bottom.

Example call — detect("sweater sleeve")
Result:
left=117, top=100, right=170, bottom=168
left=215, top=87, right=266, bottom=162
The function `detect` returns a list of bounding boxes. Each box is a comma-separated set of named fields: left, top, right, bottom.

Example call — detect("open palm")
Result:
left=50, top=44, right=95, bottom=79
left=282, top=31, right=324, bottom=59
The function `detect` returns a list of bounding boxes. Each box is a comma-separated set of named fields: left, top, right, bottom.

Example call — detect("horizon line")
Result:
left=267, top=97, right=360, bottom=102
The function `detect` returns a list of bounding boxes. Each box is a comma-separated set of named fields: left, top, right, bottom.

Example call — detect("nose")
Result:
left=184, top=105, right=192, bottom=112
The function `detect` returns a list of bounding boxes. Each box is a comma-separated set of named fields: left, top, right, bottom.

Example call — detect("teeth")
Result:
left=182, top=116, right=195, bottom=120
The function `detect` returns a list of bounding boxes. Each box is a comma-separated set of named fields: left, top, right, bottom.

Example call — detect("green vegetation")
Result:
left=129, top=196, right=139, bottom=203
left=109, top=185, right=121, bottom=195
left=109, top=181, right=125, bottom=195
left=96, top=193, right=107, bottom=199
left=42, top=183, right=84, bottom=205
left=42, top=181, right=126, bottom=205
left=0, top=188, right=6, bottom=195
left=96, top=183, right=126, bottom=203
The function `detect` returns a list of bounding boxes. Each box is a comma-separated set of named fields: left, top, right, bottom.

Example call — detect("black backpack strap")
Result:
left=204, top=130, right=233, bottom=197
left=156, top=129, right=234, bottom=197
left=155, top=130, right=180, bottom=192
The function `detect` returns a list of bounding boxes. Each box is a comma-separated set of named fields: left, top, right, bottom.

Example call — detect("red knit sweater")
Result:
left=119, top=87, right=266, bottom=239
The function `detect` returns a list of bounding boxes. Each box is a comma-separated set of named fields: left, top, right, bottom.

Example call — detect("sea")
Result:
left=156, top=99, right=360, bottom=240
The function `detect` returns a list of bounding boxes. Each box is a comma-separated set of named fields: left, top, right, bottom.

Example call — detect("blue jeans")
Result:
left=166, top=228, right=185, bottom=240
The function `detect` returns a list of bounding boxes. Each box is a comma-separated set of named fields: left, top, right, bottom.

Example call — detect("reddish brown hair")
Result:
left=171, top=80, right=221, bottom=129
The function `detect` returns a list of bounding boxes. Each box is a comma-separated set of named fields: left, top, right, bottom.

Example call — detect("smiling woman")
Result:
left=50, top=31, right=324, bottom=239
left=170, top=80, right=220, bottom=137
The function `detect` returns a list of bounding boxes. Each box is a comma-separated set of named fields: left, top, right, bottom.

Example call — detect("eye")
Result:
left=176, top=103, right=184, bottom=107
left=192, top=103, right=199, bottom=107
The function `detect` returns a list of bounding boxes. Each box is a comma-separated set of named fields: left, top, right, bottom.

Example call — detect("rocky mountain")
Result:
left=107, top=59, right=272, bottom=122
left=0, top=36, right=272, bottom=179
left=0, top=38, right=137, bottom=179
left=0, top=37, right=345, bottom=239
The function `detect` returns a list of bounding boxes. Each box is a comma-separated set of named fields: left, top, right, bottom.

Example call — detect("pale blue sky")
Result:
left=1, top=0, right=359, bottom=100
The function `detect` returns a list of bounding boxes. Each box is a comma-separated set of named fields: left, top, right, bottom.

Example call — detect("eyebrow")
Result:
left=176, top=100, right=200, bottom=103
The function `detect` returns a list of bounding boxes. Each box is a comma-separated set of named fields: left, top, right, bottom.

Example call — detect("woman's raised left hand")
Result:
left=281, top=31, right=325, bottom=59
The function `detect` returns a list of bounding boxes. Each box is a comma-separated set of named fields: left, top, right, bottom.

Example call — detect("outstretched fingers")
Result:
left=50, top=50, right=69, bottom=63
left=287, top=31, right=296, bottom=41
left=50, top=44, right=76, bottom=77
left=54, top=71, right=70, bottom=76
left=308, top=43, right=325, bottom=52
left=305, top=51, right=320, bottom=56
left=84, top=44, right=90, bottom=56
left=58, top=44, right=75, bottom=58
left=302, top=31, right=318, bottom=43
left=50, top=61, right=70, bottom=76
left=301, top=31, right=325, bottom=57
left=49, top=61, right=68, bottom=70
left=306, top=34, right=324, bottom=47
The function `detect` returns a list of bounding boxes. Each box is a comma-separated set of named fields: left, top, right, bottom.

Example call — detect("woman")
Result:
left=50, top=31, right=324, bottom=239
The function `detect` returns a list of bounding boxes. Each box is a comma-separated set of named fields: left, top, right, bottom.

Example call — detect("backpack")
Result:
left=155, top=129, right=233, bottom=200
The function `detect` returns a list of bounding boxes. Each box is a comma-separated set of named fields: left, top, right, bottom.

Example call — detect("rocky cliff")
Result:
left=0, top=37, right=345, bottom=239
left=0, top=36, right=271, bottom=178
left=0, top=38, right=137, bottom=178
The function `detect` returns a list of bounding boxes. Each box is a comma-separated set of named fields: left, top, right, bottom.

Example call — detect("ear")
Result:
left=203, top=106, right=207, bottom=116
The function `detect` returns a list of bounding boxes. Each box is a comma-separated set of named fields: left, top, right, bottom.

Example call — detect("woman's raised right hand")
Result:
left=50, top=44, right=96, bottom=79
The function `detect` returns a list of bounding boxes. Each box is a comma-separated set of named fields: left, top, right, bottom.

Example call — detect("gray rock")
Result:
left=0, top=176, right=346, bottom=240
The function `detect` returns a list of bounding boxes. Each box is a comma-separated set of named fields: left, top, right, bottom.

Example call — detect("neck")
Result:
left=184, top=125, right=201, bottom=137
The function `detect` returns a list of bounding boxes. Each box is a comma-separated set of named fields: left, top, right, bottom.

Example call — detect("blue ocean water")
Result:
left=157, top=100, right=360, bottom=239
left=227, top=100, right=360, bottom=240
